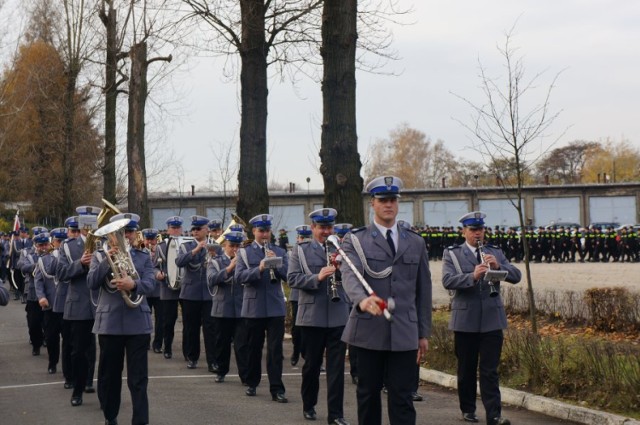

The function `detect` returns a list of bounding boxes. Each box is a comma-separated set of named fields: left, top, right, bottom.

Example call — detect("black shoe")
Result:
left=462, top=412, right=479, bottom=423
left=32, top=347, right=40, bottom=356
left=320, top=365, right=325, bottom=372
left=153, top=347, right=162, bottom=354
left=85, top=384, right=95, bottom=393
left=64, top=382, right=73, bottom=390
left=208, top=362, right=219, bottom=373
left=245, top=387, right=256, bottom=396
left=48, top=366, right=56, bottom=374
left=214, top=374, right=225, bottom=383
left=382, top=386, right=388, bottom=394
left=187, top=360, right=198, bottom=369
left=272, top=392, right=288, bottom=403
left=164, top=352, right=172, bottom=359
left=70, top=396, right=83, bottom=407
left=303, top=408, right=317, bottom=420
left=330, top=419, right=350, bottom=425
left=351, top=375, right=358, bottom=385
left=489, top=417, right=511, bottom=425
left=411, top=391, right=424, bottom=402
left=290, top=353, right=299, bottom=366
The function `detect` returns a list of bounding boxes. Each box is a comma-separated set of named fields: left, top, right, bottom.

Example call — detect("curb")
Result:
left=420, top=368, right=640, bottom=425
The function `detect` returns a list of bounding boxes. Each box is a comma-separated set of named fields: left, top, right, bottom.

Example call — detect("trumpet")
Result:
left=324, top=243, right=341, bottom=302
left=476, top=238, right=499, bottom=298
left=263, top=239, right=278, bottom=284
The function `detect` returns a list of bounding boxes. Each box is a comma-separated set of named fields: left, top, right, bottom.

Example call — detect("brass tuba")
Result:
left=94, top=218, right=144, bottom=308
left=215, top=214, right=248, bottom=244
left=85, top=199, right=121, bottom=254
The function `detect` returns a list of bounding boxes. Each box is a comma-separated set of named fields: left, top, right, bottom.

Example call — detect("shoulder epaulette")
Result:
left=297, top=240, right=310, bottom=245
left=351, top=226, right=366, bottom=233
left=447, top=244, right=460, bottom=250
left=403, top=228, right=421, bottom=236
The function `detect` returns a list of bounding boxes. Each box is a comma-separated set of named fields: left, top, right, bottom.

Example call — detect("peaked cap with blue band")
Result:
left=64, top=216, right=80, bottom=229
left=31, top=226, right=49, bottom=235
left=110, top=213, right=141, bottom=230
left=459, top=211, right=487, bottom=228
left=208, top=220, right=222, bottom=230
left=308, top=208, right=337, bottom=224
left=76, top=205, right=101, bottom=216
left=224, top=231, right=245, bottom=244
left=334, top=223, right=353, bottom=236
left=295, top=224, right=312, bottom=236
left=166, top=216, right=184, bottom=227
left=229, top=223, right=245, bottom=232
left=249, top=214, right=273, bottom=228
left=365, top=175, right=403, bottom=198
left=141, top=228, right=159, bottom=239
left=190, top=215, right=210, bottom=228
left=33, top=232, right=50, bottom=244
left=51, top=227, right=68, bottom=240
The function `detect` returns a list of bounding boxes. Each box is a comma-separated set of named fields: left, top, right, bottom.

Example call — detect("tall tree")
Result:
left=454, top=28, right=564, bottom=335
left=535, top=140, right=601, bottom=184
left=319, top=0, right=363, bottom=225
left=582, top=138, right=640, bottom=183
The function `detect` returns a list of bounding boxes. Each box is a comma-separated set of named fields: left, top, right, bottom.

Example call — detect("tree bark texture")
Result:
left=102, top=0, right=118, bottom=203
left=320, top=0, right=364, bottom=226
left=236, top=0, right=269, bottom=224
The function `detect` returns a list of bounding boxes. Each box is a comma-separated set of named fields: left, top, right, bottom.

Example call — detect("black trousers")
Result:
left=212, top=317, right=249, bottom=377
left=354, top=347, right=417, bottom=425
left=181, top=299, right=215, bottom=364
left=161, top=299, right=179, bottom=355
left=68, top=320, right=95, bottom=397
left=61, top=319, right=73, bottom=383
left=43, top=310, right=62, bottom=368
left=25, top=300, right=44, bottom=349
left=245, top=316, right=285, bottom=394
left=300, top=326, right=346, bottom=422
left=146, top=297, right=164, bottom=351
left=454, top=330, right=504, bottom=421
left=234, top=318, right=250, bottom=383
left=289, top=301, right=303, bottom=358
left=98, top=334, right=150, bottom=425
left=11, top=269, right=25, bottom=296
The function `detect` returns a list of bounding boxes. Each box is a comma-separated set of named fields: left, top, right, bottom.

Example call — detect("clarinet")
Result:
left=324, top=243, right=340, bottom=302
left=263, top=239, right=278, bottom=284
left=476, top=238, right=500, bottom=298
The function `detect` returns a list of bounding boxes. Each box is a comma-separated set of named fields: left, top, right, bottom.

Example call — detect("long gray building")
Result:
left=148, top=182, right=640, bottom=242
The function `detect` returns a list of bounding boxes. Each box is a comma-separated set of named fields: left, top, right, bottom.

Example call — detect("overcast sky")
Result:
left=154, top=0, right=640, bottom=192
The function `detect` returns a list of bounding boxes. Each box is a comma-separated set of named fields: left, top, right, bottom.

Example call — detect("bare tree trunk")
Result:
left=126, top=41, right=149, bottom=226
left=61, top=68, right=79, bottom=215
left=100, top=0, right=118, bottom=203
left=236, top=0, right=269, bottom=223
left=320, top=0, right=364, bottom=225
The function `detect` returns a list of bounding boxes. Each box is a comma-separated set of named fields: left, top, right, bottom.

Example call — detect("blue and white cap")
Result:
left=33, top=232, right=50, bottom=244
left=229, top=223, right=245, bottom=232
left=110, top=213, right=141, bottom=230
left=459, top=211, right=486, bottom=228
left=308, top=208, right=337, bottom=225
left=295, top=225, right=312, bottom=236
left=365, top=175, right=403, bottom=198
left=166, top=216, right=184, bottom=227
left=50, top=227, right=68, bottom=240
left=64, top=216, right=80, bottom=229
left=249, top=214, right=273, bottom=229
left=190, top=215, right=210, bottom=229
left=208, top=220, right=222, bottom=230
left=333, top=223, right=352, bottom=236
left=141, top=228, right=159, bottom=239
left=76, top=205, right=101, bottom=216
left=224, top=231, right=245, bottom=244
left=31, top=226, right=48, bottom=235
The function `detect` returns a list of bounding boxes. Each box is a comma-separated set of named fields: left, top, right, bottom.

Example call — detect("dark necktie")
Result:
left=386, top=229, right=396, bottom=257
left=476, top=248, right=481, bottom=263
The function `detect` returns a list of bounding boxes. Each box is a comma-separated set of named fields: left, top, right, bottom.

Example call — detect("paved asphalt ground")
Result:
left=0, top=289, right=577, bottom=425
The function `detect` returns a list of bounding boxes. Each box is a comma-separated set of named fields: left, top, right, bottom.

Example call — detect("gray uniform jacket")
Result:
left=17, top=248, right=38, bottom=301
left=10, top=239, right=32, bottom=269
left=87, top=247, right=155, bottom=335
left=56, top=237, right=96, bottom=321
left=154, top=240, right=180, bottom=301
left=235, top=241, right=288, bottom=318
left=144, top=247, right=161, bottom=298
left=287, top=240, right=349, bottom=328
left=34, top=253, right=57, bottom=308
left=340, top=225, right=432, bottom=352
left=176, top=240, right=209, bottom=301
left=442, top=243, right=521, bottom=333
left=207, top=254, right=243, bottom=318
left=51, top=250, right=68, bottom=313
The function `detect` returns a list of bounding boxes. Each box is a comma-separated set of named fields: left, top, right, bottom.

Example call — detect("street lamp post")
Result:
left=473, top=175, right=479, bottom=210
left=306, top=177, right=310, bottom=195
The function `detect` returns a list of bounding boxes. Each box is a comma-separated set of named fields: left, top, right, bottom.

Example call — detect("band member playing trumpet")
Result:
left=206, top=230, right=248, bottom=384
left=177, top=215, right=217, bottom=371
left=288, top=208, right=351, bottom=424
left=154, top=216, right=184, bottom=360
left=235, top=214, right=288, bottom=402
left=87, top=213, right=155, bottom=425
left=442, top=211, right=521, bottom=425
left=340, top=176, right=432, bottom=425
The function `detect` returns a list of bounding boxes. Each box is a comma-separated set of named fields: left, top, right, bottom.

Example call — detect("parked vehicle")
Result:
left=589, top=222, right=620, bottom=230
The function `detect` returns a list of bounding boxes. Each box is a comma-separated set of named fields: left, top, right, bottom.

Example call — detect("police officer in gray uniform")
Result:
left=154, top=216, right=184, bottom=360
left=57, top=208, right=99, bottom=406
left=288, top=224, right=312, bottom=367
left=206, top=230, right=247, bottom=383
left=88, top=213, right=156, bottom=425
left=288, top=208, right=351, bottom=425
left=34, top=231, right=60, bottom=373
left=235, top=214, right=288, bottom=402
left=177, top=215, right=217, bottom=371
left=50, top=228, right=73, bottom=386
left=340, top=176, right=431, bottom=425
left=141, top=228, right=164, bottom=354
left=442, top=211, right=522, bottom=425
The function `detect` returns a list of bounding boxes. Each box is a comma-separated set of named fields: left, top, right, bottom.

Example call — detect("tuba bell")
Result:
left=93, top=218, right=144, bottom=308
left=215, top=214, right=248, bottom=244
left=85, top=199, right=121, bottom=254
